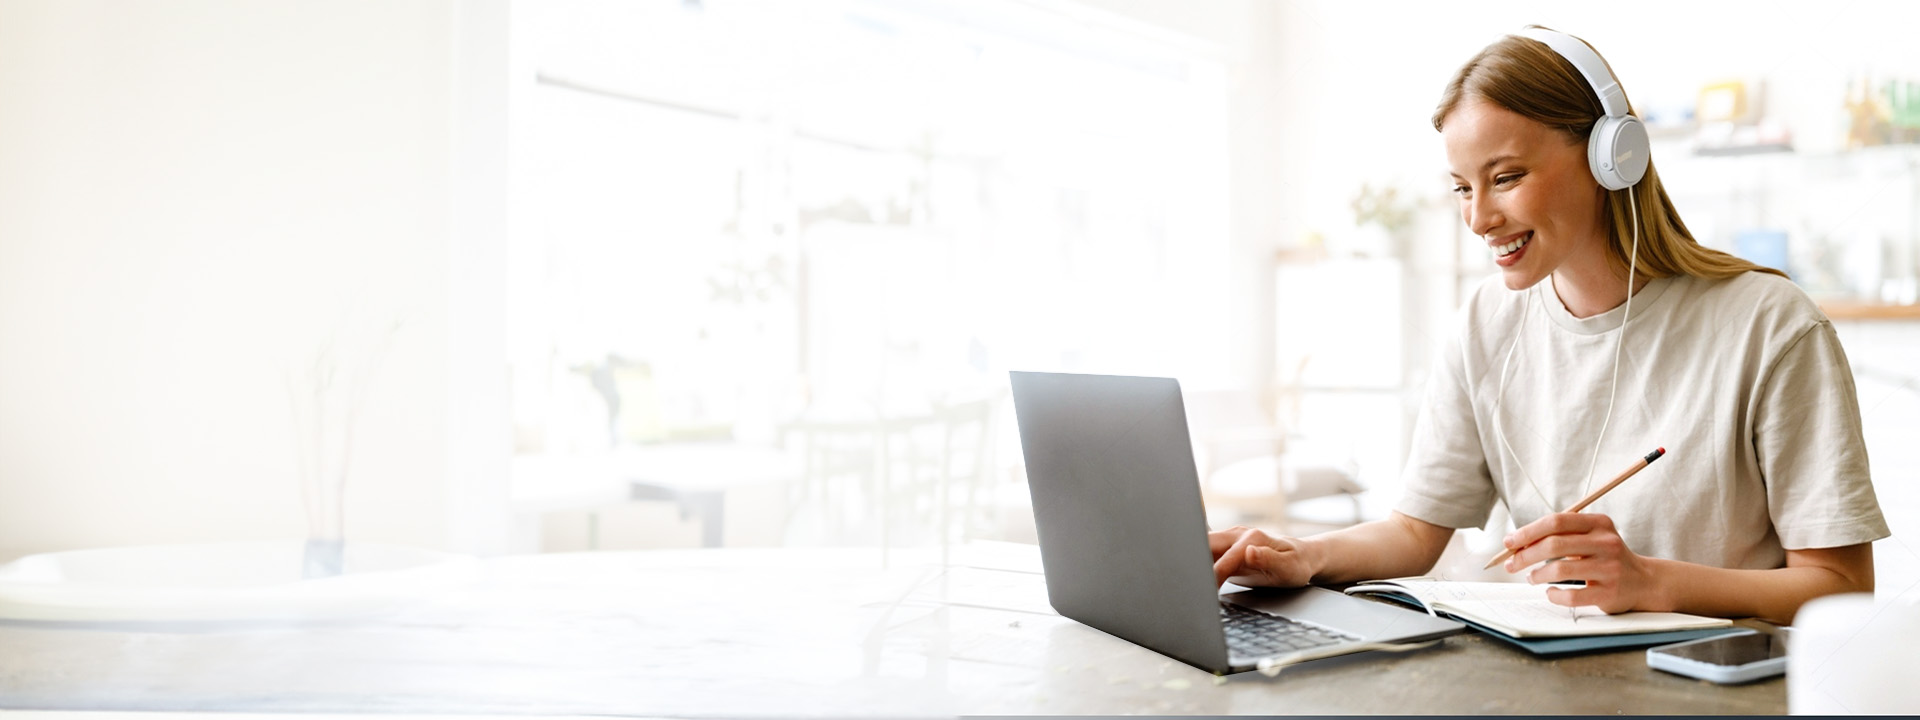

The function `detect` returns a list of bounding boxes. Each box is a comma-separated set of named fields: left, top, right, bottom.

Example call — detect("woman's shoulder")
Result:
left=1445, top=273, right=1531, bottom=362
left=1459, top=272, right=1529, bottom=322
left=1671, top=270, right=1828, bottom=333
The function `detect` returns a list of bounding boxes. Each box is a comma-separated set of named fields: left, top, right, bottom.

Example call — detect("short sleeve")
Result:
left=1394, top=323, right=1499, bottom=529
left=1753, top=320, right=1890, bottom=550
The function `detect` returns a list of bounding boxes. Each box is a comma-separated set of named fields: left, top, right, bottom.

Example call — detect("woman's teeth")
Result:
left=1495, top=232, right=1532, bottom=257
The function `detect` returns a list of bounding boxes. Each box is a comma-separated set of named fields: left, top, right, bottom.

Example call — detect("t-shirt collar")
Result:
left=1538, top=274, right=1676, bottom=335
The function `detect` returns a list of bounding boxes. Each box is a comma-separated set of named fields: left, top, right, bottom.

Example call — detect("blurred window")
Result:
left=508, top=0, right=1233, bottom=536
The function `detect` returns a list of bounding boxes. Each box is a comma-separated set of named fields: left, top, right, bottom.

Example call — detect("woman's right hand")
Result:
left=1209, top=525, right=1319, bottom=588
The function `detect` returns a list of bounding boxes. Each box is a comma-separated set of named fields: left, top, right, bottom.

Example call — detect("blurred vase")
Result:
left=287, top=313, right=401, bottom=579
left=303, top=538, right=344, bottom=579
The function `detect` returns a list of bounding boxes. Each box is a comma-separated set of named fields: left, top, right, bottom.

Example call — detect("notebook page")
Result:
left=1346, top=578, right=1731, bottom=638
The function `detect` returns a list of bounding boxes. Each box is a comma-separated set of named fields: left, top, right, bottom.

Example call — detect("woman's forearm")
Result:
left=1648, top=548, right=1874, bottom=624
left=1300, top=512, right=1454, bottom=584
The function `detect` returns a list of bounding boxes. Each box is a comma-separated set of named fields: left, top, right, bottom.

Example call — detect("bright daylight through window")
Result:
left=508, top=0, right=1231, bottom=551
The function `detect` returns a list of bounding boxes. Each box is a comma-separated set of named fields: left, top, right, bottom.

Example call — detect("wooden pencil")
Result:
left=1483, top=447, right=1666, bottom=571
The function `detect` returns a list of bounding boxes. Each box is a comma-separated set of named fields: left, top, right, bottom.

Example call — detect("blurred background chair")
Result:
left=782, top=395, right=999, bottom=564
left=1184, top=388, right=1365, bottom=534
left=878, top=397, right=996, bottom=563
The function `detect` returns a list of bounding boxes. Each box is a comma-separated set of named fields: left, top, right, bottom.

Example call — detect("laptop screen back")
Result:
left=1009, top=371, right=1229, bottom=672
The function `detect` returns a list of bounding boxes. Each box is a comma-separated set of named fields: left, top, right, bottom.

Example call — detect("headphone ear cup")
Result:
left=1587, top=114, right=1650, bottom=191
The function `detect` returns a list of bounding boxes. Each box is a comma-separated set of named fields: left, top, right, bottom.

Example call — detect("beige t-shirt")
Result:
left=1396, top=271, right=1890, bottom=570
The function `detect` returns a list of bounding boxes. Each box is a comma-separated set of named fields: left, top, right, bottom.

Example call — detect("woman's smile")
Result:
left=1491, top=231, right=1533, bottom=266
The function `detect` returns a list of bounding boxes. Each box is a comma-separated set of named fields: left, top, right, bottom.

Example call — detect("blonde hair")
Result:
left=1431, top=29, right=1785, bottom=281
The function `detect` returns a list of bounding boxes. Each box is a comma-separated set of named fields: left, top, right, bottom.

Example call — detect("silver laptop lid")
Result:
left=1009, top=371, right=1230, bottom=672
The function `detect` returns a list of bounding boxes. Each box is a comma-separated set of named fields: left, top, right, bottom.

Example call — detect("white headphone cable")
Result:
left=1490, top=188, right=1643, bottom=518
left=1490, top=283, right=1554, bottom=515
left=1254, top=640, right=1443, bottom=678
left=1575, top=189, right=1642, bottom=501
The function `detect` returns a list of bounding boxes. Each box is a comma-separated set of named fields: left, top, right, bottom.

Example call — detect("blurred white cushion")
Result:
left=1789, top=592, right=1920, bottom=714
left=1206, top=456, right=1363, bottom=500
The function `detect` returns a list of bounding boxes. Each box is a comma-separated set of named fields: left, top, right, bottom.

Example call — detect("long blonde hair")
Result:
left=1431, top=29, right=1785, bottom=281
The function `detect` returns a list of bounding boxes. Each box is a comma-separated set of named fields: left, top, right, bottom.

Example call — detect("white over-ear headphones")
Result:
left=1491, top=28, right=1653, bottom=520
left=1516, top=27, right=1648, bottom=191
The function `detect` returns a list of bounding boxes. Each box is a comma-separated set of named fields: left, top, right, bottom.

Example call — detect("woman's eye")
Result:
left=1451, top=184, right=1471, bottom=196
left=1494, top=173, right=1524, bottom=186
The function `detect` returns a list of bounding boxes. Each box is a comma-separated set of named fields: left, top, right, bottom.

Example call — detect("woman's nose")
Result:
left=1465, top=193, right=1499, bottom=236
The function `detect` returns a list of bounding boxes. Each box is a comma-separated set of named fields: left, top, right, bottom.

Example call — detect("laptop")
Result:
left=1009, top=370, right=1464, bottom=675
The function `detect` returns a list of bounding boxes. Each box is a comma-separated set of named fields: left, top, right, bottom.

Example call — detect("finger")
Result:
left=1505, top=515, right=1625, bottom=571
left=1499, top=517, right=1559, bottom=568
left=1230, top=545, right=1270, bottom=584
left=1527, top=556, right=1605, bottom=586
left=1501, top=516, right=1551, bottom=552
left=1213, top=541, right=1246, bottom=586
left=1506, top=533, right=1579, bottom=572
left=1213, top=529, right=1266, bottom=586
left=1208, top=526, right=1251, bottom=559
left=1504, top=512, right=1610, bottom=551
left=1511, top=522, right=1636, bottom=573
left=1233, top=543, right=1305, bottom=587
left=1544, top=582, right=1616, bottom=612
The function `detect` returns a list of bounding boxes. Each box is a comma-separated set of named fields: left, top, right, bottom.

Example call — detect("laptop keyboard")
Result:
left=1219, top=601, right=1359, bottom=657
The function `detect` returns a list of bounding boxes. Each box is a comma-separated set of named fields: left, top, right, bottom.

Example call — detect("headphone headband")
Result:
left=1515, top=28, right=1629, bottom=119
left=1512, top=27, right=1647, bottom=190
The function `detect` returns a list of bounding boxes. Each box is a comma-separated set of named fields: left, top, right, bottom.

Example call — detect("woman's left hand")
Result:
left=1501, top=512, right=1667, bottom=614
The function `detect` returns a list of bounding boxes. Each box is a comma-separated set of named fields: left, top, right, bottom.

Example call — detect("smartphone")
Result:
left=1646, top=630, right=1787, bottom=684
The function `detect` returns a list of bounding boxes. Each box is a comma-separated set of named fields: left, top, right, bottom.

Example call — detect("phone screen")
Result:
left=1656, top=632, right=1786, bottom=666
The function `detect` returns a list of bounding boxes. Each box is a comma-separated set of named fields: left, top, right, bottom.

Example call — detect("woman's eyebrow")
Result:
left=1480, top=154, right=1521, bottom=172
left=1449, top=154, right=1524, bottom=181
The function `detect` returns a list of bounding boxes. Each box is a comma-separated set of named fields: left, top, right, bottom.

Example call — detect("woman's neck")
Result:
left=1550, top=246, right=1651, bottom=319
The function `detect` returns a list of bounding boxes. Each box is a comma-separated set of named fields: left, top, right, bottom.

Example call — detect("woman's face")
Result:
left=1443, top=97, right=1608, bottom=291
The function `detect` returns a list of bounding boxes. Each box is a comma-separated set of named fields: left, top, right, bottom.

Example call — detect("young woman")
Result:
left=1209, top=27, right=1889, bottom=624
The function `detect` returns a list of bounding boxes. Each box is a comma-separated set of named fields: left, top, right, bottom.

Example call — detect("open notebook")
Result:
left=1345, top=578, right=1732, bottom=639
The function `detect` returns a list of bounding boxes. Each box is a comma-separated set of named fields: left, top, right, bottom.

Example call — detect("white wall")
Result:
left=1066, top=0, right=1284, bottom=392
left=0, top=0, right=511, bottom=558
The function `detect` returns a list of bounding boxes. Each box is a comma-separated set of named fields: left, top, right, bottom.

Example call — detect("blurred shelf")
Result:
left=1667, top=141, right=1920, bottom=162
left=1819, top=301, right=1920, bottom=321
left=1694, top=142, right=1795, bottom=157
